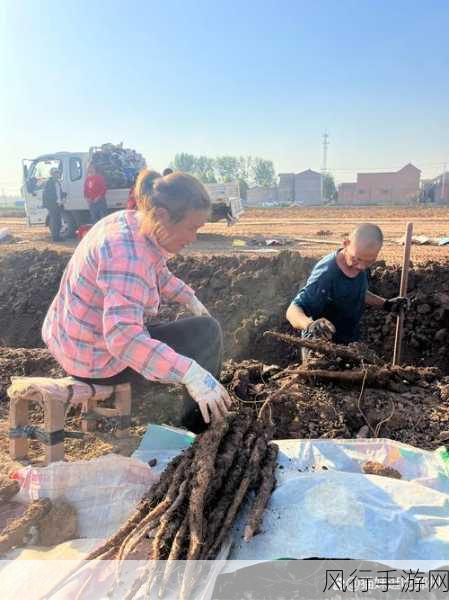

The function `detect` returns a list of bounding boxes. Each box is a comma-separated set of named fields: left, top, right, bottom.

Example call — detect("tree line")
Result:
left=170, top=153, right=337, bottom=202
left=170, top=154, right=276, bottom=197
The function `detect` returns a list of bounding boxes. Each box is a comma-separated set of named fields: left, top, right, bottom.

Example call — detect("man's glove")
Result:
left=383, top=296, right=409, bottom=313
left=181, top=361, right=232, bottom=424
left=305, top=318, right=336, bottom=340
left=186, top=296, right=210, bottom=317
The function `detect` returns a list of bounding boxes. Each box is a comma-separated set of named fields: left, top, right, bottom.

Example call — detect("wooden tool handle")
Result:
left=392, top=222, right=413, bottom=366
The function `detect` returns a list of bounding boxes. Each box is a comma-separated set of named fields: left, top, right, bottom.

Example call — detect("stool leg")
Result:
left=114, top=384, right=131, bottom=438
left=9, top=398, right=29, bottom=460
left=44, top=400, right=65, bottom=464
left=81, top=398, right=97, bottom=433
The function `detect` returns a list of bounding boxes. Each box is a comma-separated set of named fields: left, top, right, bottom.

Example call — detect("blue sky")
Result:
left=1, top=0, right=448, bottom=193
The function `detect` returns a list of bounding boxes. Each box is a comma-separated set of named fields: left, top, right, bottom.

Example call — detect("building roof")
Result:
left=358, top=163, right=421, bottom=177
left=398, top=163, right=421, bottom=173
left=295, top=169, right=321, bottom=177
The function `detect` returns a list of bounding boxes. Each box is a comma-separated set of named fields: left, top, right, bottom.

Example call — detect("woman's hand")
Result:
left=187, top=296, right=210, bottom=317
left=182, top=361, right=232, bottom=424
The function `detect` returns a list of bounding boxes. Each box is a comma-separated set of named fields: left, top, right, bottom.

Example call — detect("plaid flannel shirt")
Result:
left=42, top=210, right=195, bottom=383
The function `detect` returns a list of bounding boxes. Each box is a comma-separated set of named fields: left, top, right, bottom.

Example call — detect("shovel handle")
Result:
left=392, top=222, right=413, bottom=366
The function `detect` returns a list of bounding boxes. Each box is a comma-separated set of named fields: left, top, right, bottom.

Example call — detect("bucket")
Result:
left=76, top=224, right=92, bottom=240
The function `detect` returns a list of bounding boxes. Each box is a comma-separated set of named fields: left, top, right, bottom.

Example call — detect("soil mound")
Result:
left=1, top=249, right=449, bottom=372
left=0, top=348, right=62, bottom=403
left=0, top=250, right=69, bottom=349
left=0, top=250, right=316, bottom=364
left=363, top=260, right=449, bottom=372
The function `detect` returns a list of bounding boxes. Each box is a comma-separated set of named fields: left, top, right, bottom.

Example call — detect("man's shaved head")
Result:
left=350, top=223, right=384, bottom=247
left=340, top=223, right=383, bottom=274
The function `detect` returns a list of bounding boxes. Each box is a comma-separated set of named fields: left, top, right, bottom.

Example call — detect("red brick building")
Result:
left=338, top=163, right=421, bottom=205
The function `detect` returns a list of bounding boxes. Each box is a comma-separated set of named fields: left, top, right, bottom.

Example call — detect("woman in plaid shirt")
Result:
left=42, top=170, right=232, bottom=433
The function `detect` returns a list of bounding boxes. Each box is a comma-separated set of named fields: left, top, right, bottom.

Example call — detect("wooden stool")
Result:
left=7, top=377, right=132, bottom=464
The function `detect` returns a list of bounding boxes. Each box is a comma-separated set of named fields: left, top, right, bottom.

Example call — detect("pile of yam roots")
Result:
left=87, top=410, right=278, bottom=599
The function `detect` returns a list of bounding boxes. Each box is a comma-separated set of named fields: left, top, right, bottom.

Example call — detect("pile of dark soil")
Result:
left=0, top=250, right=315, bottom=365
left=0, top=250, right=69, bottom=348
left=0, top=348, right=62, bottom=403
left=1, top=249, right=449, bottom=372
left=363, top=260, right=449, bottom=372
left=223, top=335, right=449, bottom=450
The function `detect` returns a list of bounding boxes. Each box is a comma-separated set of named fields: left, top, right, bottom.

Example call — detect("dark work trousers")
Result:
left=72, top=316, right=224, bottom=434
left=48, top=205, right=62, bottom=241
left=89, top=197, right=108, bottom=223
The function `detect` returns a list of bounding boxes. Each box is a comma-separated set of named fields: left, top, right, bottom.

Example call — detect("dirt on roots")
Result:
left=1, top=249, right=449, bottom=468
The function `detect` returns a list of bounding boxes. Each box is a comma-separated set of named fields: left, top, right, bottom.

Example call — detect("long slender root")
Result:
left=244, top=443, right=279, bottom=541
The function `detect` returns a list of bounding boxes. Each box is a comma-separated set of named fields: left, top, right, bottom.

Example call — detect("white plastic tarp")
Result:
left=3, top=430, right=449, bottom=599
left=229, top=438, right=449, bottom=563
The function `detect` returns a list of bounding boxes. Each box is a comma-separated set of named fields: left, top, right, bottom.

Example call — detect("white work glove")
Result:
left=181, top=361, right=232, bottom=424
left=187, top=295, right=210, bottom=317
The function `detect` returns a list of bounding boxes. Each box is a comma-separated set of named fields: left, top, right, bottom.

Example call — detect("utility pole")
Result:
left=321, top=132, right=329, bottom=203
left=441, top=163, right=447, bottom=203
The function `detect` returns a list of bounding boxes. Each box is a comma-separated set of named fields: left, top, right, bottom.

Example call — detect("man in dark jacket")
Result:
left=42, top=168, right=64, bottom=241
left=286, top=223, right=408, bottom=358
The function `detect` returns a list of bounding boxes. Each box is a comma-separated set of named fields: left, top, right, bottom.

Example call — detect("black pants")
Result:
left=48, top=206, right=62, bottom=241
left=72, top=316, right=224, bottom=434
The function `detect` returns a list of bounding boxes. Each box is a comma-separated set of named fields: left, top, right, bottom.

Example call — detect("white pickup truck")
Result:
left=21, top=150, right=244, bottom=236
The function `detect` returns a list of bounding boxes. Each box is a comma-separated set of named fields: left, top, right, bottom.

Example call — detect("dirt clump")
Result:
left=0, top=497, right=77, bottom=554
left=37, top=499, right=78, bottom=546
left=362, top=461, right=402, bottom=479
left=0, top=476, right=19, bottom=502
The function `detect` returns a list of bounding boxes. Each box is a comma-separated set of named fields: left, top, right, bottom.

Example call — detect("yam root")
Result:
left=292, top=365, right=439, bottom=389
left=264, top=331, right=382, bottom=365
left=244, top=443, right=279, bottom=541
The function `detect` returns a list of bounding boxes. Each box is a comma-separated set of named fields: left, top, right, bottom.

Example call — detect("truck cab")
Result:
left=22, top=151, right=129, bottom=233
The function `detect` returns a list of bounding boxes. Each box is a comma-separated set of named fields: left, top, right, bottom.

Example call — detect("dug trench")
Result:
left=0, top=249, right=449, bottom=472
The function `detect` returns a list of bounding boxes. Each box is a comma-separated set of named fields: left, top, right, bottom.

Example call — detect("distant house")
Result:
left=246, top=185, right=278, bottom=207
left=338, top=163, right=421, bottom=205
left=278, top=169, right=323, bottom=205
left=294, top=169, right=322, bottom=205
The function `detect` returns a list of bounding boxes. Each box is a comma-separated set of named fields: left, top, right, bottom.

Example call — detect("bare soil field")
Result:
left=1, top=204, right=449, bottom=263
left=0, top=205, right=448, bottom=475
